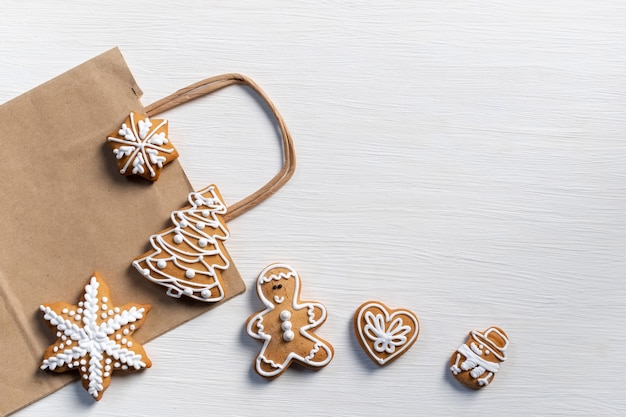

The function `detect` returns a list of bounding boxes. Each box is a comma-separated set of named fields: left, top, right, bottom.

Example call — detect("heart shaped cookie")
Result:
left=354, top=301, right=420, bottom=366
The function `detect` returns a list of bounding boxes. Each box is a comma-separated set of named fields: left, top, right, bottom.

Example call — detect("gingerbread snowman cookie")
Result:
left=449, top=326, right=509, bottom=389
left=246, top=263, right=333, bottom=379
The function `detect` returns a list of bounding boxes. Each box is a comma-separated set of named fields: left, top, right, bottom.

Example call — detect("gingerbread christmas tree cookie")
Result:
left=449, top=326, right=509, bottom=389
left=133, top=185, right=231, bottom=302
left=39, top=272, right=151, bottom=400
left=246, top=264, right=333, bottom=379
left=107, top=111, right=178, bottom=181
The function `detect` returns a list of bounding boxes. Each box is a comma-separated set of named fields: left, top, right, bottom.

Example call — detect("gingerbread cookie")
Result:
left=133, top=185, right=231, bottom=302
left=107, top=111, right=178, bottom=181
left=449, top=326, right=509, bottom=389
left=246, top=264, right=333, bottom=379
left=354, top=301, right=419, bottom=366
left=39, top=272, right=151, bottom=400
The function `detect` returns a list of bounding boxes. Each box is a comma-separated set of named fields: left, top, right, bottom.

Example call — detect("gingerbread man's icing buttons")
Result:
left=449, top=326, right=509, bottom=389
left=246, top=263, right=334, bottom=379
left=354, top=301, right=420, bottom=366
left=107, top=111, right=179, bottom=181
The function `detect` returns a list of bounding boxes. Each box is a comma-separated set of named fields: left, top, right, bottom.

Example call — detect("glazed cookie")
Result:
left=133, top=185, right=231, bottom=302
left=39, top=272, right=151, bottom=400
left=449, top=326, right=509, bottom=389
left=107, top=111, right=179, bottom=181
left=354, top=301, right=420, bottom=366
left=246, top=263, right=333, bottom=379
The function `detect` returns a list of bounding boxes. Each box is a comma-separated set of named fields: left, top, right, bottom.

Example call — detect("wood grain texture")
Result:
left=3, top=1, right=626, bottom=415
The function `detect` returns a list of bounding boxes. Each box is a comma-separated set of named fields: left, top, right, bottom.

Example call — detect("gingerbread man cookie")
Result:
left=39, top=272, right=151, bottom=400
left=449, top=326, right=509, bottom=389
left=246, top=263, right=333, bottom=379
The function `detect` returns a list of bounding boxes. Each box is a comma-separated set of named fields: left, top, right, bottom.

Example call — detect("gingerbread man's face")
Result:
left=260, top=277, right=296, bottom=306
left=246, top=263, right=334, bottom=379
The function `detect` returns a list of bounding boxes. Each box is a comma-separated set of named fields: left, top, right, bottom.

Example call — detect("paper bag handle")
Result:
left=145, top=74, right=296, bottom=222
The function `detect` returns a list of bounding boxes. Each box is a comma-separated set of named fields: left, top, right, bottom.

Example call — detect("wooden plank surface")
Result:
left=2, top=1, right=626, bottom=415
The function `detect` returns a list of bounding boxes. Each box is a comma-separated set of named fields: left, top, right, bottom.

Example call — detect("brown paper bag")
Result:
left=0, top=48, right=246, bottom=416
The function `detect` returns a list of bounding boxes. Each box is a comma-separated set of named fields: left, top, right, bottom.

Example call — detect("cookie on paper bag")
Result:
left=107, top=111, right=178, bottom=181
left=39, top=272, right=151, bottom=400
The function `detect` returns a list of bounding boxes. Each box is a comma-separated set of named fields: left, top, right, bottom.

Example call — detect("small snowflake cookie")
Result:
left=107, top=111, right=179, bottom=181
left=39, top=272, right=152, bottom=400
left=246, top=263, right=333, bottom=379
left=354, top=301, right=420, bottom=366
left=449, top=326, right=509, bottom=389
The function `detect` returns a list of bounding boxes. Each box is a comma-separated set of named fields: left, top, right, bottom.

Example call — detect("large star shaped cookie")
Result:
left=39, top=272, right=151, bottom=400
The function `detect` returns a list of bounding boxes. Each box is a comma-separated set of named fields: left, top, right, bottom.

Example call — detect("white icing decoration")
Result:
left=355, top=302, right=420, bottom=365
left=132, top=185, right=230, bottom=302
left=107, top=112, right=174, bottom=178
left=449, top=327, right=508, bottom=387
left=246, top=264, right=333, bottom=377
left=364, top=312, right=410, bottom=353
left=40, top=276, right=149, bottom=399
left=279, top=310, right=291, bottom=321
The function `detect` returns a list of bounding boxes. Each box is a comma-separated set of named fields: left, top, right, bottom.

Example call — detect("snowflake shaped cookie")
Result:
left=107, top=111, right=179, bottom=181
left=39, top=272, right=151, bottom=400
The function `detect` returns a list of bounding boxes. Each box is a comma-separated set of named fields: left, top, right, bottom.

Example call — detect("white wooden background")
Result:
left=3, top=1, right=626, bottom=415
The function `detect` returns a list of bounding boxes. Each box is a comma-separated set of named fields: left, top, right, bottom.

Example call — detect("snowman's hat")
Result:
left=471, top=327, right=509, bottom=361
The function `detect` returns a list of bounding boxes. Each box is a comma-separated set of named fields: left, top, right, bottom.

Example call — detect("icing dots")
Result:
left=39, top=272, right=152, bottom=401
left=107, top=112, right=179, bottom=182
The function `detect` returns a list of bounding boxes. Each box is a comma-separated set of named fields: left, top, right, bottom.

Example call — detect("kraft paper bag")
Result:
left=0, top=48, right=245, bottom=416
